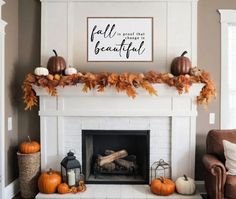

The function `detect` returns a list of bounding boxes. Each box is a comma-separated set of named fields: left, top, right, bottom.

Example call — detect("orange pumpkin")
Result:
left=150, top=177, right=175, bottom=196
left=57, top=183, right=69, bottom=194
left=171, top=51, right=192, bottom=76
left=47, top=50, right=66, bottom=75
left=19, top=136, right=40, bottom=154
left=38, top=168, right=62, bottom=194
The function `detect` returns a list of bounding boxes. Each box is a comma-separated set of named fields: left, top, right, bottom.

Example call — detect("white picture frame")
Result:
left=87, top=17, right=153, bottom=62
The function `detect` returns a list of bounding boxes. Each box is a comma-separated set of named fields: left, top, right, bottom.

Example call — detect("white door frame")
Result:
left=0, top=0, right=7, bottom=198
left=218, top=9, right=236, bottom=129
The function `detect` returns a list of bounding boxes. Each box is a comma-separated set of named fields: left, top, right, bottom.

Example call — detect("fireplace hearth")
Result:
left=82, top=130, right=150, bottom=184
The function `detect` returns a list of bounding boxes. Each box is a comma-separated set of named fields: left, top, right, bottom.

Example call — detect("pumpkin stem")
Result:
left=184, top=174, right=188, bottom=181
left=181, top=51, right=188, bottom=57
left=48, top=168, right=53, bottom=175
left=53, top=49, right=58, bottom=57
left=160, top=176, right=165, bottom=183
left=27, top=136, right=31, bottom=143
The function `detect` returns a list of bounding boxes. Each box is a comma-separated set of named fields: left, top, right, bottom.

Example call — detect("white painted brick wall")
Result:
left=63, top=116, right=171, bottom=179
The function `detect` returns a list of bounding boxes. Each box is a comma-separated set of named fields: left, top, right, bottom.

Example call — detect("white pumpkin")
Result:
left=175, top=175, right=196, bottom=195
left=65, top=67, right=77, bottom=75
left=34, top=67, right=49, bottom=76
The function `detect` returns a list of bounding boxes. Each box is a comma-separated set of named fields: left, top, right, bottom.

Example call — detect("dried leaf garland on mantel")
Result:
left=22, top=68, right=216, bottom=110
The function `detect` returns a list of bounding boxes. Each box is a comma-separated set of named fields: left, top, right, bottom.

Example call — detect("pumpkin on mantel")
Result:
left=38, top=168, right=62, bottom=194
left=170, top=51, right=192, bottom=76
left=34, top=66, right=49, bottom=76
left=47, top=50, right=66, bottom=75
left=150, top=177, right=175, bottom=196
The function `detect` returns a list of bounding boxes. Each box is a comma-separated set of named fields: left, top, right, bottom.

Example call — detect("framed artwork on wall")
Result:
left=87, top=17, right=153, bottom=62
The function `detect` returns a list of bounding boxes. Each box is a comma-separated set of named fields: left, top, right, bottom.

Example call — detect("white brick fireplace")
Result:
left=36, top=0, right=201, bottom=197
left=34, top=83, right=203, bottom=182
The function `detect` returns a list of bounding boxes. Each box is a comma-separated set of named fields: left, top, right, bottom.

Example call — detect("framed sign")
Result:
left=87, top=17, right=153, bottom=62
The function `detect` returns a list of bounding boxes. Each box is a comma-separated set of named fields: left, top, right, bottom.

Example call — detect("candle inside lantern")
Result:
left=68, top=169, right=76, bottom=186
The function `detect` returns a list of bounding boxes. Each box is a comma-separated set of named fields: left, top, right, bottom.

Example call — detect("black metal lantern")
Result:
left=151, top=159, right=170, bottom=180
left=61, top=151, right=81, bottom=187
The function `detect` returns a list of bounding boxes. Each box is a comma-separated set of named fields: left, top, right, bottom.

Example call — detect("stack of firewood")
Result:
left=97, top=149, right=137, bottom=172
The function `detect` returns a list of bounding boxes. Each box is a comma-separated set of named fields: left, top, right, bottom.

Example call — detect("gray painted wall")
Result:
left=196, top=0, right=236, bottom=180
left=2, top=0, right=19, bottom=186
left=2, top=0, right=40, bottom=186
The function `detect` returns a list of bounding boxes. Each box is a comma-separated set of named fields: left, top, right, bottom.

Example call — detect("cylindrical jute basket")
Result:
left=17, top=152, right=40, bottom=199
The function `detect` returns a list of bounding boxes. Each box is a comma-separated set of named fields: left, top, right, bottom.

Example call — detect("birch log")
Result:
left=98, top=150, right=128, bottom=166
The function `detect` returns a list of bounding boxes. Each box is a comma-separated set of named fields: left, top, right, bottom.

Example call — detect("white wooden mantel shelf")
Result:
left=33, top=83, right=204, bottom=117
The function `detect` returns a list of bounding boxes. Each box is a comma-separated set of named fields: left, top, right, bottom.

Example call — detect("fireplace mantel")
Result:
left=34, top=83, right=204, bottom=117
left=34, top=83, right=203, bottom=184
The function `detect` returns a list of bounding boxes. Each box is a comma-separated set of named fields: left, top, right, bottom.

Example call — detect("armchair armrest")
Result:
left=202, top=154, right=227, bottom=199
left=203, top=154, right=226, bottom=174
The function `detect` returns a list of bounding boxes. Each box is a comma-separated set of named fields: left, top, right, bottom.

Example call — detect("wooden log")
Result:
left=105, top=150, right=136, bottom=163
left=125, top=155, right=136, bottom=163
left=98, top=150, right=128, bottom=166
left=115, top=159, right=136, bottom=170
left=105, top=149, right=114, bottom=155
left=101, top=163, right=116, bottom=171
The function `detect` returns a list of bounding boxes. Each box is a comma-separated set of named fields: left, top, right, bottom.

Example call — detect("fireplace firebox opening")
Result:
left=82, top=130, right=150, bottom=184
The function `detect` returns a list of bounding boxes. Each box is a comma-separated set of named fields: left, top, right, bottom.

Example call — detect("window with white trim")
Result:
left=219, top=10, right=236, bottom=129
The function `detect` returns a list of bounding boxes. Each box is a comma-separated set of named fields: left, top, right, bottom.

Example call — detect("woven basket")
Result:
left=17, top=152, right=40, bottom=198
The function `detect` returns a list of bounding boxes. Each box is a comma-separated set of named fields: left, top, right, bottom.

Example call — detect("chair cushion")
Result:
left=225, top=175, right=236, bottom=199
left=207, top=130, right=236, bottom=162
left=223, top=140, right=236, bottom=175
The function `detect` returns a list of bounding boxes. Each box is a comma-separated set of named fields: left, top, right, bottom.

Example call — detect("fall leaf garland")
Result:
left=22, top=69, right=216, bottom=110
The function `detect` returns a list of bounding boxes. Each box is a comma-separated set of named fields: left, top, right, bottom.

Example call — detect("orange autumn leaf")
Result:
left=141, top=81, right=157, bottom=96
left=22, top=68, right=216, bottom=110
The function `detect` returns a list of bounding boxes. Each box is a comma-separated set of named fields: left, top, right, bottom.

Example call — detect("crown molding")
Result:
left=218, top=9, right=236, bottom=24
left=0, top=0, right=5, bottom=6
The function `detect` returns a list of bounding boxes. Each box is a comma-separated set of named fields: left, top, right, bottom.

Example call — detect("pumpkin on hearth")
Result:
left=19, top=136, right=40, bottom=154
left=47, top=49, right=66, bottom=75
left=171, top=51, right=192, bottom=76
left=57, top=183, right=70, bottom=194
left=175, top=174, right=196, bottom=195
left=38, top=168, right=62, bottom=194
left=150, top=177, right=175, bottom=196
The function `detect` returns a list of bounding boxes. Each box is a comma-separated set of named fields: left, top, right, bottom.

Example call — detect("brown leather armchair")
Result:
left=202, top=130, right=236, bottom=199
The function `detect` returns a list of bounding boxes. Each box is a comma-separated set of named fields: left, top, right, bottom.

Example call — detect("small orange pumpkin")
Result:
left=57, top=183, right=70, bottom=194
left=19, top=136, right=40, bottom=154
left=150, top=177, right=175, bottom=196
left=38, top=168, right=62, bottom=194
left=171, top=51, right=192, bottom=76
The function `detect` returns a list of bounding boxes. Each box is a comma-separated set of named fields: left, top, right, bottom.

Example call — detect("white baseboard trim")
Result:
left=5, top=178, right=20, bottom=199
left=196, top=180, right=206, bottom=194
